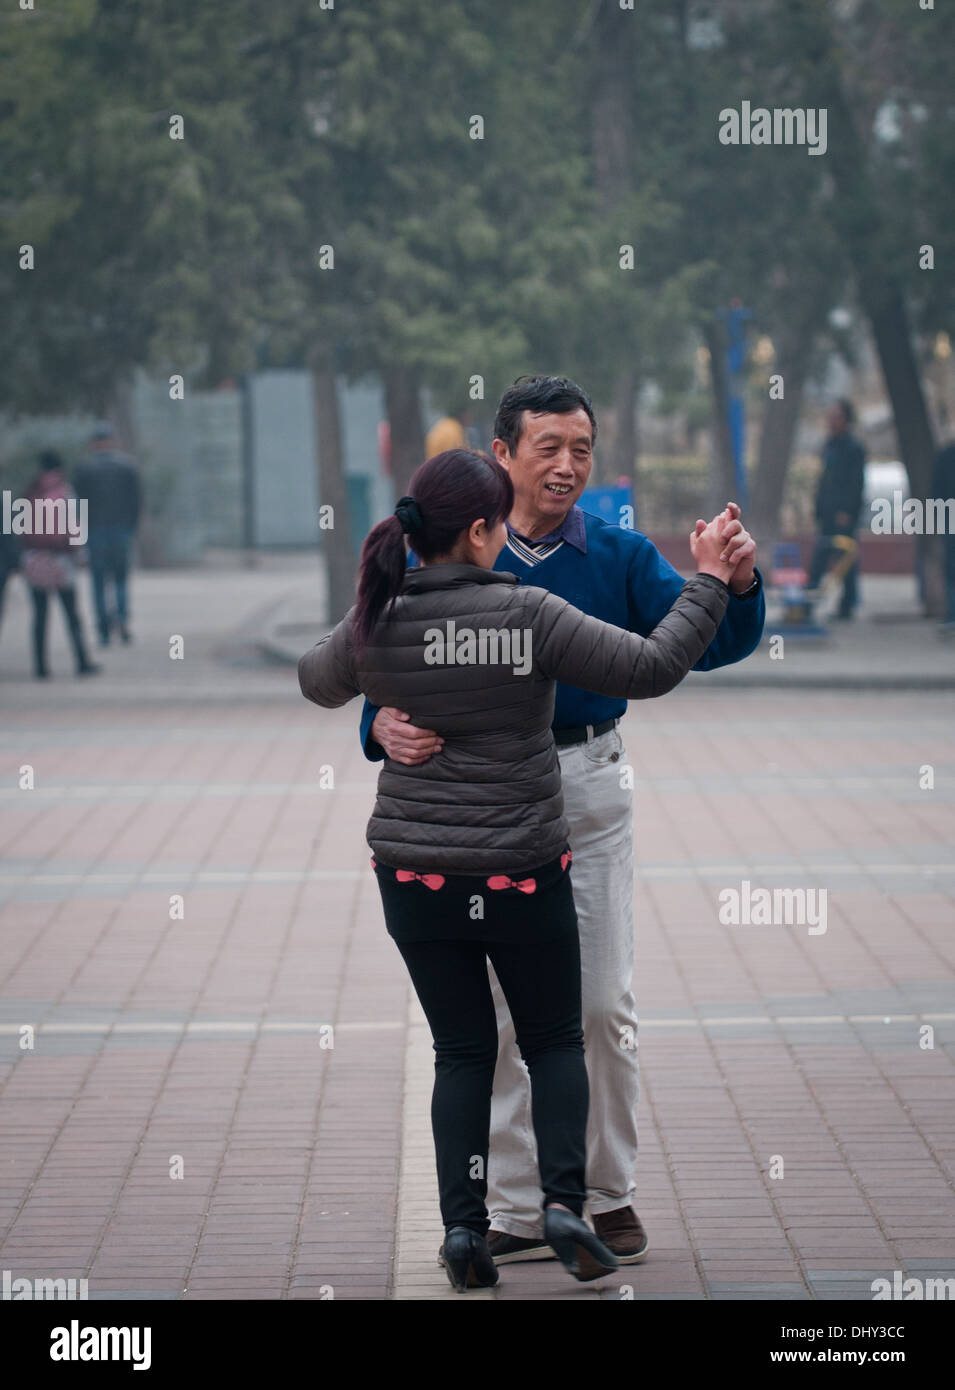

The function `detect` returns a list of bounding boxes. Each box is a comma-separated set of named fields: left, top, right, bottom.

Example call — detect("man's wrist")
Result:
left=729, top=569, right=761, bottom=599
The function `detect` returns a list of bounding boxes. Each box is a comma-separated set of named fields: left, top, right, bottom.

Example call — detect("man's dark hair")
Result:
left=836, top=398, right=855, bottom=426
left=39, top=449, right=63, bottom=471
left=494, top=375, right=597, bottom=454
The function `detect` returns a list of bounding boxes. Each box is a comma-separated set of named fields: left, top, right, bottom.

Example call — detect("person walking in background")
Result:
left=73, top=421, right=141, bottom=646
left=808, top=399, right=866, bottom=620
left=299, top=448, right=750, bottom=1290
left=932, top=439, right=955, bottom=634
left=21, top=451, right=100, bottom=680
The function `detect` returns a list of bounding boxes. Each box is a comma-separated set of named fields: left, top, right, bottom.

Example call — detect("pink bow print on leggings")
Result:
left=486, top=875, right=537, bottom=894
left=396, top=869, right=446, bottom=891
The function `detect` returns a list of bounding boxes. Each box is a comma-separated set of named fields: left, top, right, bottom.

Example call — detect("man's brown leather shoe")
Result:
left=592, top=1207, right=649, bottom=1263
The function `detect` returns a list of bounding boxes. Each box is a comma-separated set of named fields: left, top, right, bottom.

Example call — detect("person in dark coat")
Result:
left=808, top=399, right=867, bottom=619
left=72, top=422, right=141, bottom=645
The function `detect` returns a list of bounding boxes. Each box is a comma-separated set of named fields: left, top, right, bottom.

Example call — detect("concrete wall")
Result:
left=248, top=371, right=318, bottom=547
left=1, top=365, right=392, bottom=563
left=133, top=373, right=231, bottom=562
left=248, top=369, right=390, bottom=547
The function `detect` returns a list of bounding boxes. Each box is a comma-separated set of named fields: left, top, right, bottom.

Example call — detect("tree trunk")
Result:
left=107, top=373, right=139, bottom=455
left=610, top=366, right=639, bottom=490
left=592, top=0, right=639, bottom=497
left=308, top=342, right=354, bottom=623
left=793, top=0, right=939, bottom=609
left=860, top=278, right=937, bottom=477
left=383, top=366, right=425, bottom=498
left=820, top=112, right=936, bottom=503
left=702, top=316, right=737, bottom=516
left=749, top=296, right=825, bottom=558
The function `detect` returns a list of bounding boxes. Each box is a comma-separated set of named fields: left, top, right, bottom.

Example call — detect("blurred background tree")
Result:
left=2, top=0, right=954, bottom=612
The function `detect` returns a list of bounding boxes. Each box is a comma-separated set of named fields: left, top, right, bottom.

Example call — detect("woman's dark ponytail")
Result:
left=351, top=449, right=513, bottom=653
left=353, top=513, right=410, bottom=652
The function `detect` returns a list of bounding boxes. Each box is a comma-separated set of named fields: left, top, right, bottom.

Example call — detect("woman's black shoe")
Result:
left=544, top=1206, right=619, bottom=1282
left=440, top=1227, right=499, bottom=1292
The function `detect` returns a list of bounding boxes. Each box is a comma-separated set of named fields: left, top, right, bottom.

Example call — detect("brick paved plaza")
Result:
left=1, top=564, right=953, bottom=1300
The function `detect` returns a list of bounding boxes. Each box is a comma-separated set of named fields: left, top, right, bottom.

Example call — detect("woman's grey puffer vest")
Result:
left=299, top=563, right=729, bottom=874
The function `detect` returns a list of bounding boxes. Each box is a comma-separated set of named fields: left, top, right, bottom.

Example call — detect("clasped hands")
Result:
left=690, top=501, right=757, bottom=593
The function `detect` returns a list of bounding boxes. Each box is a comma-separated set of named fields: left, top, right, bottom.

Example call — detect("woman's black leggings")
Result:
left=391, top=906, right=588, bottom=1236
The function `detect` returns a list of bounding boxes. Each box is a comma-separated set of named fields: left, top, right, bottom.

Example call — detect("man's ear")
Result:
left=491, top=439, right=510, bottom=469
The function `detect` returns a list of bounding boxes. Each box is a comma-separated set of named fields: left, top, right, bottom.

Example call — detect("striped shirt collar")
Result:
left=506, top=505, right=588, bottom=555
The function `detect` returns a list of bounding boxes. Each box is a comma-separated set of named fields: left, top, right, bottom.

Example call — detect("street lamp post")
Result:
left=720, top=300, right=752, bottom=510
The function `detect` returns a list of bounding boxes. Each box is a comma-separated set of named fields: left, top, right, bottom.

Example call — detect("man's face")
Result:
left=494, top=408, right=594, bottom=525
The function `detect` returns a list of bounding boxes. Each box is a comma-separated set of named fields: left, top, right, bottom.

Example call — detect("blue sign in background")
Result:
left=579, top=485, right=635, bottom=529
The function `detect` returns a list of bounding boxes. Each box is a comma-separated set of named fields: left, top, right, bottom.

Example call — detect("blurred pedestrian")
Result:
left=932, top=439, right=955, bottom=630
left=425, top=407, right=473, bottom=460
left=21, top=451, right=100, bottom=679
left=73, top=422, right=141, bottom=645
left=808, top=399, right=866, bottom=620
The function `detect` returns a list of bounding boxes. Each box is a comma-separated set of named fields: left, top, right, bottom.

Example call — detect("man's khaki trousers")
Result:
left=486, top=723, right=638, bottom=1236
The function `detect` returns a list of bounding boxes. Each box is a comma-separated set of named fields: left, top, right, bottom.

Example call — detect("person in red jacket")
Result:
left=21, top=451, right=100, bottom=680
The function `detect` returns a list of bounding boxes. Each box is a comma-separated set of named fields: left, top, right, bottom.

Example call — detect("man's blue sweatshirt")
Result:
left=359, top=509, right=765, bottom=758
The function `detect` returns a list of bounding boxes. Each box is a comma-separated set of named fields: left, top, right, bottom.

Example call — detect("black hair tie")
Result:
left=394, top=495, right=424, bottom=534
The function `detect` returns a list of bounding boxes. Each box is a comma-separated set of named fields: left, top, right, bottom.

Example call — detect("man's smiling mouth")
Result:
left=544, top=483, right=572, bottom=496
